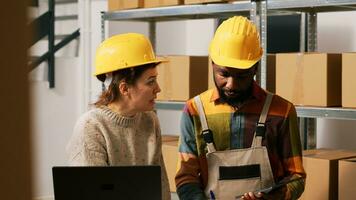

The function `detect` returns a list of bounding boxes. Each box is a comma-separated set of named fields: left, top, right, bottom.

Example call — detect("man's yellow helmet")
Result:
left=94, top=33, right=162, bottom=77
left=209, top=16, right=263, bottom=69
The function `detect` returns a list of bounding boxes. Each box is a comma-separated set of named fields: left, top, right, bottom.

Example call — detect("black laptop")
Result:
left=52, top=166, right=161, bottom=200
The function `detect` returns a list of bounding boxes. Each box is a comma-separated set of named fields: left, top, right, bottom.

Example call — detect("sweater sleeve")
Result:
left=66, top=113, right=108, bottom=166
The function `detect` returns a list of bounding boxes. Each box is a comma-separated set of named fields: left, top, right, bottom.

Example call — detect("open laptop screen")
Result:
left=52, top=166, right=161, bottom=200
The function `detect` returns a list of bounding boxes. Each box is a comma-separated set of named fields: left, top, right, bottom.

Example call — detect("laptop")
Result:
left=52, top=166, right=161, bottom=200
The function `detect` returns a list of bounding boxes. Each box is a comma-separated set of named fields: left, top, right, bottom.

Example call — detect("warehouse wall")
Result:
left=30, top=1, right=82, bottom=199
left=31, top=58, right=81, bottom=199
left=30, top=0, right=356, bottom=199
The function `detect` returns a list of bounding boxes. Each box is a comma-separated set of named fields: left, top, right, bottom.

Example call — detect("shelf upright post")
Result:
left=304, top=11, right=318, bottom=149
left=100, top=11, right=106, bottom=91
left=259, top=0, right=267, bottom=90
left=298, top=12, right=306, bottom=149
left=300, top=13, right=306, bottom=53
left=307, top=12, right=317, bottom=52
left=101, top=11, right=106, bottom=42
left=251, top=0, right=267, bottom=90
left=250, top=2, right=257, bottom=33
left=250, top=1, right=258, bottom=83
left=149, top=21, right=156, bottom=52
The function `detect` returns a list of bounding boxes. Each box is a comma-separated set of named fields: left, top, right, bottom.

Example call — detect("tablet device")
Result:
left=235, top=177, right=303, bottom=199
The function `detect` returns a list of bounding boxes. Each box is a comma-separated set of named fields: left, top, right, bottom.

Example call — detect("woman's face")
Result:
left=127, top=67, right=161, bottom=112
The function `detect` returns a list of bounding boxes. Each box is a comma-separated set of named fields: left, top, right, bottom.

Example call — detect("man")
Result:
left=175, top=16, right=306, bottom=200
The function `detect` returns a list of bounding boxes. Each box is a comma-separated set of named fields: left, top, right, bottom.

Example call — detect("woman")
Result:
left=66, top=33, right=171, bottom=200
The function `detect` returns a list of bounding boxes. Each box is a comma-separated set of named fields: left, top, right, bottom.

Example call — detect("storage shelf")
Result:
left=156, top=101, right=356, bottom=120
left=104, top=3, right=251, bottom=21
left=105, top=0, right=356, bottom=121
left=103, top=0, right=356, bottom=22
left=296, top=106, right=356, bottom=120
left=268, top=0, right=356, bottom=12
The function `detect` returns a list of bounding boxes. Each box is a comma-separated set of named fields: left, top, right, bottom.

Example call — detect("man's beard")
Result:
left=214, top=80, right=253, bottom=108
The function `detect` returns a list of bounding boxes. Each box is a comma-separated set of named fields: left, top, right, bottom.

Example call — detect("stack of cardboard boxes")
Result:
left=339, top=157, right=356, bottom=200
left=108, top=0, right=244, bottom=11
left=162, top=135, right=179, bottom=192
left=144, top=0, right=184, bottom=8
left=108, top=0, right=144, bottom=11
left=184, top=0, right=228, bottom=4
left=276, top=53, right=342, bottom=107
left=276, top=52, right=356, bottom=108
left=108, top=0, right=183, bottom=11
left=157, top=56, right=209, bottom=101
left=301, top=149, right=356, bottom=200
left=342, top=53, right=356, bottom=108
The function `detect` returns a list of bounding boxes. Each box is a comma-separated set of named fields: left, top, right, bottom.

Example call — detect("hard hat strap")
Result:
left=103, top=73, right=113, bottom=90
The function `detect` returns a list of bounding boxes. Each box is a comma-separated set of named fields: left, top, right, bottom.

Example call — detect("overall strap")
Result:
left=252, top=92, right=273, bottom=148
left=194, top=96, right=216, bottom=153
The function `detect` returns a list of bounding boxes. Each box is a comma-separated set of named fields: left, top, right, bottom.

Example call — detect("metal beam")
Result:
left=54, top=29, right=80, bottom=52
left=48, top=0, right=55, bottom=88
left=28, top=11, right=50, bottom=46
left=104, top=3, right=252, bottom=21
left=268, top=0, right=356, bottom=12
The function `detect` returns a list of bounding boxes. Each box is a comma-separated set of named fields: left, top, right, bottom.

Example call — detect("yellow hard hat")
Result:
left=94, top=33, right=162, bottom=76
left=209, top=16, right=263, bottom=69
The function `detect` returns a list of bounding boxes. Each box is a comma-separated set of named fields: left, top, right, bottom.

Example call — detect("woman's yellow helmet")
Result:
left=94, top=33, right=162, bottom=77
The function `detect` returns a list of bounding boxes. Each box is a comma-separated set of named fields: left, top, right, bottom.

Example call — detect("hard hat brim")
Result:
left=93, top=58, right=166, bottom=77
left=210, top=53, right=261, bottom=69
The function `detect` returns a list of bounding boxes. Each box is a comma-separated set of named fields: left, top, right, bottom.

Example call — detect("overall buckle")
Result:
left=202, top=129, right=214, bottom=144
left=256, top=122, right=266, bottom=138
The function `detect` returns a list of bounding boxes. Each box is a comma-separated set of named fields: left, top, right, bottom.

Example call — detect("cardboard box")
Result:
left=339, top=158, right=356, bottom=200
left=108, top=0, right=144, bottom=11
left=185, top=0, right=228, bottom=4
left=157, top=55, right=208, bottom=101
left=342, top=53, right=356, bottom=108
left=208, top=54, right=276, bottom=93
left=300, top=149, right=356, bottom=200
left=162, top=136, right=179, bottom=192
left=144, top=0, right=183, bottom=8
left=276, top=53, right=341, bottom=106
left=162, top=135, right=180, bottom=143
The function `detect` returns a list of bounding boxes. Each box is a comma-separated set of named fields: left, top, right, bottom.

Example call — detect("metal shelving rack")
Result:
left=101, top=0, right=356, bottom=148
left=155, top=101, right=356, bottom=120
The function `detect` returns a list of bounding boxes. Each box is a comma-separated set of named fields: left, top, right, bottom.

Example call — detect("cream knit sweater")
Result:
left=66, top=106, right=171, bottom=200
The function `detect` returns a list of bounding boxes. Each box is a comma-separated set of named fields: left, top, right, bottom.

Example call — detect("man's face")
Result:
left=213, top=62, right=257, bottom=105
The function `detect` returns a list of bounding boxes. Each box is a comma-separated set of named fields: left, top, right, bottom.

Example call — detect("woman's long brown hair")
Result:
left=94, top=63, right=157, bottom=107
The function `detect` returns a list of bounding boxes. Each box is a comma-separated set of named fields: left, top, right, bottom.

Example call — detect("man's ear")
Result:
left=118, top=81, right=129, bottom=96
left=252, top=63, right=259, bottom=75
left=212, top=62, right=218, bottom=73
